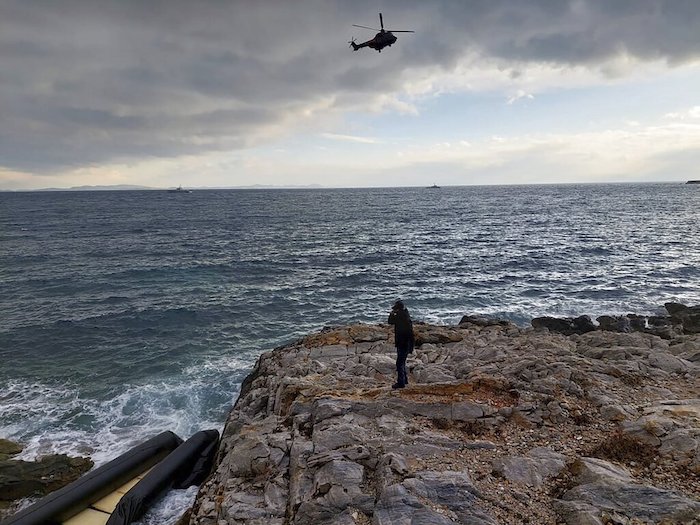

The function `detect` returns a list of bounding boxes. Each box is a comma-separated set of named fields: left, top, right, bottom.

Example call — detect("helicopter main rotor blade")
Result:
left=379, top=13, right=384, bottom=30
left=352, top=24, right=378, bottom=31
left=388, top=30, right=415, bottom=33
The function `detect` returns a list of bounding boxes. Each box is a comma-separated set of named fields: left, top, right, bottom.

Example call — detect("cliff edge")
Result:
left=187, top=314, right=700, bottom=524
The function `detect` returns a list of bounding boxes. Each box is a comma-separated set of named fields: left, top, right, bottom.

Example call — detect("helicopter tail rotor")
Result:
left=348, top=38, right=359, bottom=51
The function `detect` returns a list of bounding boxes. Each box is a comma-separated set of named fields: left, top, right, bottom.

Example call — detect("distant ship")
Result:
left=686, top=180, right=700, bottom=185
left=426, top=183, right=440, bottom=189
left=168, top=185, right=192, bottom=193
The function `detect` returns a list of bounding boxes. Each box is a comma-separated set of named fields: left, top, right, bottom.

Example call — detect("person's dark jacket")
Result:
left=388, top=306, right=414, bottom=352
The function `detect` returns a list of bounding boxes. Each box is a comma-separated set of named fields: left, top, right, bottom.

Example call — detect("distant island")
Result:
left=687, top=180, right=700, bottom=184
left=36, top=184, right=154, bottom=191
left=5, top=184, right=326, bottom=192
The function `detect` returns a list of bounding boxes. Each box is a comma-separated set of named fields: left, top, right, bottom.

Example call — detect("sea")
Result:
left=1, top=183, right=699, bottom=521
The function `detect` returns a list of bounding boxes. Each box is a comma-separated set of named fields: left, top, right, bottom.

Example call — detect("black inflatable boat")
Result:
left=2, top=429, right=219, bottom=525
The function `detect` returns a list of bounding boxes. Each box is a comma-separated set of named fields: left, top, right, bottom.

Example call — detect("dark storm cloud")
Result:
left=1, top=0, right=699, bottom=173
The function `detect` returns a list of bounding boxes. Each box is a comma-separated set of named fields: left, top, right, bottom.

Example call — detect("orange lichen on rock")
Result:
left=302, top=324, right=390, bottom=347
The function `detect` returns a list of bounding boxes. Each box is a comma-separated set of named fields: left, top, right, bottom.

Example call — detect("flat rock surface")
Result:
left=188, top=321, right=700, bottom=524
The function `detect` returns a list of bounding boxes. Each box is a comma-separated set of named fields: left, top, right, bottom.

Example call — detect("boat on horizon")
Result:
left=426, top=183, right=440, bottom=189
left=167, top=185, right=192, bottom=193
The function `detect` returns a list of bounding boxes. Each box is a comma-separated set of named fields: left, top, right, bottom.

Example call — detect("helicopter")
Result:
left=349, top=13, right=414, bottom=52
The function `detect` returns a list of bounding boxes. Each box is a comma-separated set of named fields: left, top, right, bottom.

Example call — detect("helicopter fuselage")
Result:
left=352, top=30, right=397, bottom=52
left=350, top=13, right=412, bottom=53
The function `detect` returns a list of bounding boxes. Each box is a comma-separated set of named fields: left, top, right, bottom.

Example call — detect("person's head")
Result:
left=393, top=300, right=405, bottom=311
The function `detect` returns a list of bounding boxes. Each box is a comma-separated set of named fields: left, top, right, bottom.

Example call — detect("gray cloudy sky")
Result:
left=1, top=0, right=700, bottom=188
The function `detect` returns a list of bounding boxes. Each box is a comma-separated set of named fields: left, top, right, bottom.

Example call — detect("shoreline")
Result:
left=185, top=304, right=699, bottom=524
left=2, top=304, right=699, bottom=523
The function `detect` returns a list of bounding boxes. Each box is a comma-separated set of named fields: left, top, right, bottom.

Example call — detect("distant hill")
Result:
left=36, top=184, right=155, bottom=191
left=7, top=183, right=326, bottom=192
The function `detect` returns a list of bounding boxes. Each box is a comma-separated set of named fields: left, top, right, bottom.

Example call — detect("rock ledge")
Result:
left=188, top=317, right=699, bottom=524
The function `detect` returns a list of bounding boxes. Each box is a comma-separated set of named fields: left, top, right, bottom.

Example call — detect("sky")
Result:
left=1, top=0, right=700, bottom=190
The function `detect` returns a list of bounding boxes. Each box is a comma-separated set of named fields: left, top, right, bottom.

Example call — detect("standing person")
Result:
left=388, top=300, right=414, bottom=389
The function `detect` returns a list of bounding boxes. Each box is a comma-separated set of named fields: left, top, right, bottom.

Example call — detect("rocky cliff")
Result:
left=187, top=310, right=700, bottom=525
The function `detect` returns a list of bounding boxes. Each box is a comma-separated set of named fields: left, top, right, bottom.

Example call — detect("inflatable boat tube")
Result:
left=105, top=429, right=219, bottom=525
left=2, top=431, right=183, bottom=525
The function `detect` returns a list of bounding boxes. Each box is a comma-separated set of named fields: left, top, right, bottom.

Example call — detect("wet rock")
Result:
left=665, top=302, right=700, bottom=334
left=624, top=314, right=646, bottom=331
left=532, top=316, right=577, bottom=334
left=0, top=439, right=22, bottom=461
left=572, top=315, right=598, bottom=333
left=665, top=302, right=690, bottom=316
left=0, top=454, right=94, bottom=501
left=596, top=315, right=631, bottom=333
left=458, top=315, right=513, bottom=328
left=648, top=315, right=672, bottom=327
left=531, top=315, right=597, bottom=335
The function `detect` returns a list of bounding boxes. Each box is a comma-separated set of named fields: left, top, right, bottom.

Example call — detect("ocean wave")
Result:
left=0, top=367, right=242, bottom=465
left=0, top=185, right=698, bottom=521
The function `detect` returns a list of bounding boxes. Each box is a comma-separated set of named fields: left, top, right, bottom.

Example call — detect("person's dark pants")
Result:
left=395, top=347, right=409, bottom=386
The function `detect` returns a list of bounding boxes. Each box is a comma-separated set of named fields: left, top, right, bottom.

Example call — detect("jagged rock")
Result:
left=596, top=315, right=632, bottom=333
left=411, top=364, right=456, bottom=383
left=452, top=401, right=486, bottom=421
left=295, top=460, right=373, bottom=524
left=0, top=454, right=94, bottom=500
left=375, top=471, right=496, bottom=525
left=648, top=352, right=691, bottom=374
left=625, top=314, right=646, bottom=331
left=374, top=483, right=454, bottom=525
left=599, top=404, right=635, bottom=422
left=561, top=481, right=700, bottom=524
left=666, top=302, right=700, bottom=334
left=402, top=471, right=495, bottom=524
left=553, top=500, right=605, bottom=525
left=572, top=315, right=597, bottom=333
left=558, top=456, right=700, bottom=524
left=659, top=429, right=698, bottom=461
left=569, top=457, right=633, bottom=484
left=492, top=447, right=567, bottom=487
left=413, top=324, right=464, bottom=346
left=648, top=315, right=672, bottom=327
left=187, top=318, right=699, bottom=525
